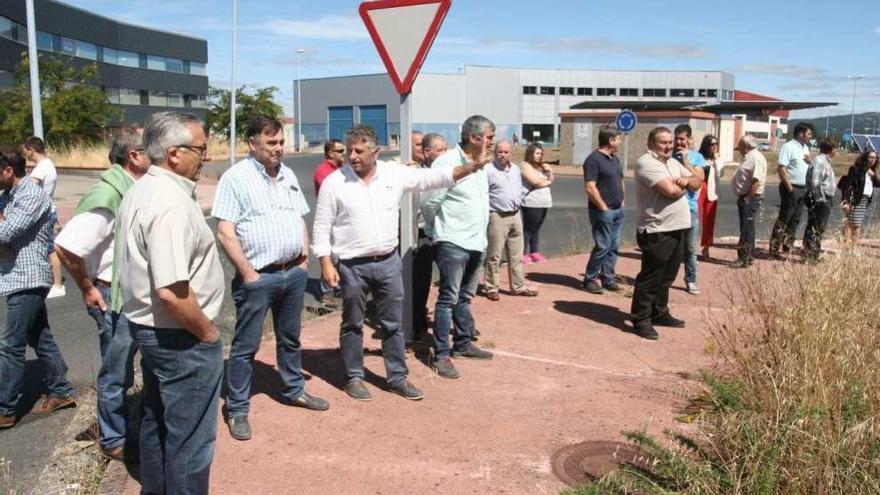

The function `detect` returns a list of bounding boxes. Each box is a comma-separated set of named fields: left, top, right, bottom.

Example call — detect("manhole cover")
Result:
left=551, top=440, right=649, bottom=487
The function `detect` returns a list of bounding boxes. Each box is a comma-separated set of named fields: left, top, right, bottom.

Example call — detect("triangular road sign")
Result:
left=359, top=0, right=452, bottom=95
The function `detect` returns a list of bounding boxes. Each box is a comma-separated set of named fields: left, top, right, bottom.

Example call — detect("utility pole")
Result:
left=296, top=48, right=305, bottom=152
left=25, top=0, right=43, bottom=138
left=847, top=75, right=864, bottom=150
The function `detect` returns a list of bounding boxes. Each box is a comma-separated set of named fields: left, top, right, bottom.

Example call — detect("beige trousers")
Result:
left=484, top=211, right=526, bottom=293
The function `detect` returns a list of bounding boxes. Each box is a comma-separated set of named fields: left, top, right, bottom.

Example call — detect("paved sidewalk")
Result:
left=106, top=244, right=765, bottom=494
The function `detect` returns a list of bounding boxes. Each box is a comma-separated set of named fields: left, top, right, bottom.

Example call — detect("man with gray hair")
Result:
left=54, top=127, right=150, bottom=461
left=730, top=134, right=768, bottom=268
left=423, top=115, right=496, bottom=379
left=116, top=112, right=224, bottom=493
left=313, top=125, right=487, bottom=401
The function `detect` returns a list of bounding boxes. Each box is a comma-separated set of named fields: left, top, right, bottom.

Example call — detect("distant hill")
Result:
left=789, top=112, right=880, bottom=138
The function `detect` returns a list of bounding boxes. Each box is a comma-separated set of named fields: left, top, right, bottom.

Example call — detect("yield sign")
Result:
left=359, top=0, right=452, bottom=95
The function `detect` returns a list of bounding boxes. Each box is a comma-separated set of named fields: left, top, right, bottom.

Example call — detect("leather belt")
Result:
left=258, top=254, right=307, bottom=273
left=345, top=250, right=395, bottom=264
left=492, top=209, right=519, bottom=217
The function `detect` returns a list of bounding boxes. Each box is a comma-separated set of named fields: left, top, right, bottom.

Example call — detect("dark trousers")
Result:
left=0, top=287, right=74, bottom=416
left=630, top=229, right=686, bottom=326
left=226, top=266, right=308, bottom=417
left=736, top=195, right=762, bottom=262
left=132, top=323, right=223, bottom=495
left=433, top=242, right=483, bottom=359
left=769, top=184, right=806, bottom=254
left=411, top=232, right=434, bottom=339
left=337, top=253, right=408, bottom=386
left=804, top=197, right=832, bottom=259
left=521, top=206, right=548, bottom=255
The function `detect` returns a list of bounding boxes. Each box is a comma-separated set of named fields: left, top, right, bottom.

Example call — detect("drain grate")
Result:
left=551, top=440, right=649, bottom=487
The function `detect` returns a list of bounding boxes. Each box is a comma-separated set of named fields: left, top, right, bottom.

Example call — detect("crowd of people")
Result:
left=0, top=110, right=874, bottom=494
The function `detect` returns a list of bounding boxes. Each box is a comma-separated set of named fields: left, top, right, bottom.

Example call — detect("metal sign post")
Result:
left=25, top=0, right=43, bottom=139
left=359, top=0, right=451, bottom=341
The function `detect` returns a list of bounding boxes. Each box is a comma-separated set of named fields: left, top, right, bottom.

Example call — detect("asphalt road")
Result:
left=0, top=152, right=869, bottom=491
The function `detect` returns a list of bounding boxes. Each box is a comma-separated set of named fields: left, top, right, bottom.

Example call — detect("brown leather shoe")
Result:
left=0, top=415, right=16, bottom=429
left=30, top=394, right=76, bottom=415
left=485, top=291, right=500, bottom=301
left=513, top=288, right=538, bottom=297
left=101, top=445, right=125, bottom=462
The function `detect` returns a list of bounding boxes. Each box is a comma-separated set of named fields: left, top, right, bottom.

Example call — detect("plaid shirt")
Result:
left=0, top=179, right=53, bottom=296
left=211, top=156, right=310, bottom=270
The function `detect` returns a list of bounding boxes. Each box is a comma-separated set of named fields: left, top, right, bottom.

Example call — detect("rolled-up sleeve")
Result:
left=311, top=180, right=336, bottom=258
left=147, top=209, right=194, bottom=289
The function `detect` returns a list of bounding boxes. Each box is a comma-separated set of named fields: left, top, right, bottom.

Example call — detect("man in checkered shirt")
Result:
left=212, top=115, right=328, bottom=442
left=0, top=146, right=75, bottom=429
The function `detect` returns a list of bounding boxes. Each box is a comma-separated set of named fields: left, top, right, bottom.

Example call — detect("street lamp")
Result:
left=296, top=48, right=305, bottom=152
left=847, top=75, right=864, bottom=148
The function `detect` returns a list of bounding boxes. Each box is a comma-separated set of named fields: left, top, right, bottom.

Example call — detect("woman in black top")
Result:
left=840, top=149, right=880, bottom=246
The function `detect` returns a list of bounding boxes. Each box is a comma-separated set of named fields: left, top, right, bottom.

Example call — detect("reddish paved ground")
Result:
left=109, top=243, right=764, bottom=495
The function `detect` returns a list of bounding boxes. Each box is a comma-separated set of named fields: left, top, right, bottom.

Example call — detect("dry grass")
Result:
left=571, top=252, right=880, bottom=494
left=49, top=139, right=248, bottom=169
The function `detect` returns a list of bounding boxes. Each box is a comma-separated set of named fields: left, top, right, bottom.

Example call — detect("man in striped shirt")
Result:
left=213, top=115, right=327, bottom=442
left=0, top=146, right=75, bottom=429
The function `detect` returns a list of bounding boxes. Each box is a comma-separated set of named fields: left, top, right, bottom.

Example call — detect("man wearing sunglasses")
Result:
left=312, top=139, right=346, bottom=309
left=115, top=112, right=223, bottom=494
left=54, top=127, right=150, bottom=461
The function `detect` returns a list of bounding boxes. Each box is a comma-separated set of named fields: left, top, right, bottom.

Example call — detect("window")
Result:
left=104, top=87, right=119, bottom=104
left=539, top=86, right=555, bottom=95
left=597, top=88, right=616, bottom=96
left=642, top=88, right=666, bottom=97
left=0, top=17, right=13, bottom=41
left=166, top=93, right=184, bottom=107
left=559, top=87, right=574, bottom=96
left=118, top=88, right=141, bottom=105
left=36, top=31, right=53, bottom=51
left=707, top=89, right=717, bottom=98
left=620, top=88, right=638, bottom=97
left=186, top=94, right=207, bottom=108
left=165, top=58, right=184, bottom=73
left=189, top=62, right=206, bottom=76
left=101, top=47, right=118, bottom=65
left=148, top=91, right=167, bottom=106
left=522, top=86, right=537, bottom=95
left=147, top=55, right=166, bottom=71
left=75, top=40, right=97, bottom=60
left=59, top=36, right=77, bottom=56
left=117, top=50, right=139, bottom=68
left=577, top=87, right=592, bottom=96
left=670, top=88, right=695, bottom=97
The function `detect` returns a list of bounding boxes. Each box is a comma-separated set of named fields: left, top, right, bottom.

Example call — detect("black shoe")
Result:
left=628, top=324, right=659, bottom=340
left=451, top=344, right=493, bottom=360
left=388, top=380, right=424, bottom=400
left=603, top=281, right=623, bottom=292
left=582, top=279, right=604, bottom=294
left=227, top=415, right=251, bottom=441
left=433, top=357, right=460, bottom=379
left=729, top=259, right=748, bottom=269
left=344, top=380, right=372, bottom=401
left=652, top=313, right=685, bottom=328
left=286, top=392, right=330, bottom=411
left=473, top=328, right=481, bottom=336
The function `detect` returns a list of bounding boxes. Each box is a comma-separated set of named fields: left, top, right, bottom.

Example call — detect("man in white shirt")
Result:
left=769, top=123, right=814, bottom=258
left=55, top=127, right=150, bottom=461
left=24, top=136, right=64, bottom=298
left=116, top=112, right=224, bottom=493
left=312, top=125, right=488, bottom=402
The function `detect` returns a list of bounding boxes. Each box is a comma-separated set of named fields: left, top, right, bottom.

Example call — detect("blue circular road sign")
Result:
left=843, top=132, right=852, bottom=143
left=616, top=110, right=637, bottom=134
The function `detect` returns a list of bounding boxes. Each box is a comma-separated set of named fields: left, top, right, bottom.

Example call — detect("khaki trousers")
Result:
left=484, top=211, right=525, bottom=294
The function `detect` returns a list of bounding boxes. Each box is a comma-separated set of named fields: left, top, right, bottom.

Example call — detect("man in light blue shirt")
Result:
left=213, top=116, right=327, bottom=442
left=769, top=122, right=814, bottom=257
left=423, top=115, right=495, bottom=380
left=672, top=125, right=706, bottom=295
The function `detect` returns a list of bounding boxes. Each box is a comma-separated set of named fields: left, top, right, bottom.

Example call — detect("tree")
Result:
left=0, top=53, right=121, bottom=146
left=205, top=85, right=283, bottom=141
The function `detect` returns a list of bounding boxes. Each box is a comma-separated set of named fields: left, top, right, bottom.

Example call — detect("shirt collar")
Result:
left=249, top=155, right=285, bottom=182
left=149, top=165, right=196, bottom=198
left=492, top=159, right=511, bottom=171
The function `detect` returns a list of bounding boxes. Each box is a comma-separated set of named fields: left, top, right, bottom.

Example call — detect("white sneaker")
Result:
left=686, top=282, right=700, bottom=295
left=47, top=285, right=66, bottom=299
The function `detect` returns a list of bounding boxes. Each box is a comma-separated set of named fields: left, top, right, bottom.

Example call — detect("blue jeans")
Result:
left=226, top=266, right=307, bottom=416
left=433, top=242, right=483, bottom=360
left=0, top=287, right=74, bottom=416
left=132, top=323, right=223, bottom=495
left=86, top=285, right=137, bottom=450
left=684, top=209, right=700, bottom=284
left=337, top=253, right=408, bottom=386
left=584, top=207, right=625, bottom=286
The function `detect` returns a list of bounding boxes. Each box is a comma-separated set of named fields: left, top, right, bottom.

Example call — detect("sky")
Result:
left=64, top=0, right=880, bottom=120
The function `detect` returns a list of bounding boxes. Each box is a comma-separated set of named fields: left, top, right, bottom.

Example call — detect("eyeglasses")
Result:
left=177, top=144, right=209, bottom=160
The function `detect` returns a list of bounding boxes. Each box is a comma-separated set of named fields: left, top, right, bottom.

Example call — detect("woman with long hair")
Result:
left=840, top=149, right=880, bottom=246
left=697, top=134, right=721, bottom=259
left=520, top=142, right=553, bottom=264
